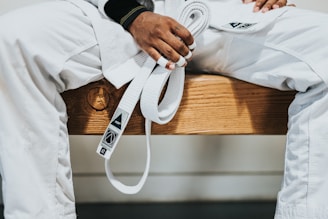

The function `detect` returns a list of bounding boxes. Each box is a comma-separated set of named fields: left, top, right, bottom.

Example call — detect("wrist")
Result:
left=128, top=11, right=151, bottom=34
left=104, top=0, right=150, bottom=30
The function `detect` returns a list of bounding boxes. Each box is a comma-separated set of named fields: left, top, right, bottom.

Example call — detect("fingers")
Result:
left=148, top=16, right=195, bottom=69
left=156, top=56, right=172, bottom=69
left=253, top=0, right=288, bottom=12
left=172, top=24, right=195, bottom=51
left=147, top=47, right=175, bottom=70
left=156, top=23, right=195, bottom=69
left=163, top=32, right=193, bottom=60
left=243, top=0, right=255, bottom=3
left=150, top=22, right=195, bottom=70
left=272, top=0, right=288, bottom=9
left=146, top=46, right=190, bottom=70
left=128, top=12, right=195, bottom=70
left=254, top=0, right=274, bottom=12
left=142, top=39, right=194, bottom=70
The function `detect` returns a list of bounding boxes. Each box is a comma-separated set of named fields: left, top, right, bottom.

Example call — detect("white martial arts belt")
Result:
left=97, top=0, right=209, bottom=194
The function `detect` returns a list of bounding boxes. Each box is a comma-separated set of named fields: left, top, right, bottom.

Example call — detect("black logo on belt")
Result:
left=104, top=129, right=117, bottom=148
left=100, top=147, right=107, bottom=156
left=111, top=114, right=122, bottom=130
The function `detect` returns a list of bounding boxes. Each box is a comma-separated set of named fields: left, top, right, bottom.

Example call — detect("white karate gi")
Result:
left=0, top=0, right=327, bottom=218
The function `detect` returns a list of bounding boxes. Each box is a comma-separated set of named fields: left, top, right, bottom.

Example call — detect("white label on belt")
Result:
left=97, top=108, right=129, bottom=159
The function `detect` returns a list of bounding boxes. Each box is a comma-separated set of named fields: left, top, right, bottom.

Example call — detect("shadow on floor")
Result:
left=76, top=201, right=276, bottom=219
left=0, top=201, right=276, bottom=219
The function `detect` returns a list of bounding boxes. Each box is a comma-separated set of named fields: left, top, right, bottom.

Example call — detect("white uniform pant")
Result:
left=0, top=2, right=328, bottom=219
left=191, top=7, right=328, bottom=219
left=0, top=2, right=103, bottom=218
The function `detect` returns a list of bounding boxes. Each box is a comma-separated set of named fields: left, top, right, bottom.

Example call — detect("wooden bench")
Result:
left=62, top=73, right=295, bottom=136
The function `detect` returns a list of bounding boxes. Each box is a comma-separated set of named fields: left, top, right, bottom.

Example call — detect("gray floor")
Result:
left=75, top=201, right=276, bottom=219
left=0, top=201, right=276, bottom=218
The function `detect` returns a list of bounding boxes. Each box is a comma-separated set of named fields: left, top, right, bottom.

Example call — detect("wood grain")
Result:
left=62, top=74, right=295, bottom=135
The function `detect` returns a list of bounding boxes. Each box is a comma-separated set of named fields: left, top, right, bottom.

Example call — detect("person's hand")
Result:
left=128, top=11, right=195, bottom=70
left=243, top=0, right=296, bottom=13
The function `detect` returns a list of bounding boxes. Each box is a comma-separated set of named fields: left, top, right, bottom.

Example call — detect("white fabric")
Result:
left=85, top=0, right=108, bottom=17
left=206, top=0, right=288, bottom=33
left=66, top=0, right=141, bottom=89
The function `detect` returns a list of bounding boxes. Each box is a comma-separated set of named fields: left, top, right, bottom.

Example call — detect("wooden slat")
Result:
left=62, top=74, right=295, bottom=135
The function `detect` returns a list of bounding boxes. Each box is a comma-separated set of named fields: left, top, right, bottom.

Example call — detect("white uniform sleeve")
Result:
left=84, top=0, right=109, bottom=17
left=84, top=0, right=155, bottom=19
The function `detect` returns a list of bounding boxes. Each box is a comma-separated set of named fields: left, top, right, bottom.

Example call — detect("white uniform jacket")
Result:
left=69, top=0, right=289, bottom=88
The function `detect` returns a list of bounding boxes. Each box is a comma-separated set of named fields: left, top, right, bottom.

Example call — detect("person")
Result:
left=0, top=0, right=327, bottom=218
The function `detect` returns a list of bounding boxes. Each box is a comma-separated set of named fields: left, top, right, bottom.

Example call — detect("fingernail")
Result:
left=254, top=7, right=260, bottom=12
left=168, top=63, right=176, bottom=70
left=262, top=7, right=269, bottom=13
